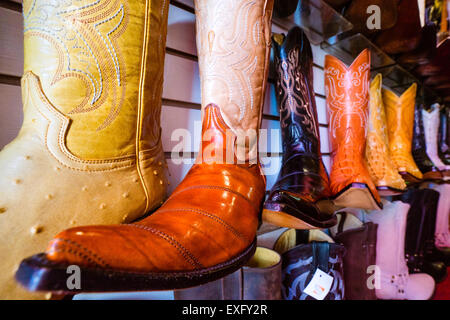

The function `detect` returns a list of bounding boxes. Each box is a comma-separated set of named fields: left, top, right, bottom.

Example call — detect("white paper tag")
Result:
left=303, top=268, right=334, bottom=300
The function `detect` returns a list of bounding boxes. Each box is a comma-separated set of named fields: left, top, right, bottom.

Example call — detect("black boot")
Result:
left=438, top=105, right=450, bottom=165
left=263, top=27, right=336, bottom=229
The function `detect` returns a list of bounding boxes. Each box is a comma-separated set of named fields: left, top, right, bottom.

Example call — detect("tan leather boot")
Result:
left=365, top=74, right=407, bottom=196
left=383, top=83, right=423, bottom=183
left=1, top=0, right=169, bottom=299
left=15, top=0, right=274, bottom=293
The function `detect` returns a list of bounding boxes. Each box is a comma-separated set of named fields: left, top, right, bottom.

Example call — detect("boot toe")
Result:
left=405, top=273, right=435, bottom=300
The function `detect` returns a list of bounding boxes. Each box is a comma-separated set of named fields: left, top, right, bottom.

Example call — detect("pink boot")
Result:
left=434, top=184, right=450, bottom=249
left=363, top=200, right=435, bottom=300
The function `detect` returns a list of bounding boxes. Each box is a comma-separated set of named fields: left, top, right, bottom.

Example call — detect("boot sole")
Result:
left=262, top=209, right=327, bottom=229
left=332, top=183, right=382, bottom=210
left=15, top=240, right=257, bottom=294
left=399, top=171, right=422, bottom=184
left=376, top=186, right=406, bottom=196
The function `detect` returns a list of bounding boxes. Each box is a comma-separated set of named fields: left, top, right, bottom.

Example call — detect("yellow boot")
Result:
left=383, top=83, right=423, bottom=183
left=0, top=0, right=169, bottom=299
left=365, top=74, right=407, bottom=195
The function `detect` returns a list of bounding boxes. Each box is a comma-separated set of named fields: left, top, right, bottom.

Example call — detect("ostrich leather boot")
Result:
left=401, top=188, right=447, bottom=282
left=263, top=27, right=336, bottom=230
left=412, top=104, right=443, bottom=181
left=274, top=229, right=346, bottom=300
left=383, top=83, right=423, bottom=184
left=1, top=0, right=169, bottom=299
left=324, top=49, right=382, bottom=210
left=423, top=104, right=450, bottom=177
left=332, top=212, right=378, bottom=300
left=364, top=200, right=435, bottom=300
left=365, top=74, right=406, bottom=196
left=438, top=106, right=450, bottom=165
left=16, top=0, right=274, bottom=293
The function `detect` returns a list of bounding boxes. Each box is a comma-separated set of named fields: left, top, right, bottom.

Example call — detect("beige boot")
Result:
left=0, top=0, right=169, bottom=299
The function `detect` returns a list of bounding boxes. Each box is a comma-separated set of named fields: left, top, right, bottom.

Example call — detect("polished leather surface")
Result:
left=365, top=74, right=406, bottom=191
left=264, top=27, right=334, bottom=227
left=174, top=247, right=282, bottom=300
left=415, top=38, right=450, bottom=77
left=324, top=49, right=380, bottom=202
left=334, top=213, right=377, bottom=300
left=438, top=106, right=450, bottom=165
left=412, top=104, right=441, bottom=176
left=344, top=0, right=397, bottom=36
left=401, top=189, right=447, bottom=282
left=44, top=0, right=273, bottom=280
left=423, top=104, right=450, bottom=171
left=1, top=0, right=169, bottom=300
left=375, top=0, right=422, bottom=55
left=280, top=236, right=346, bottom=300
left=398, top=22, right=438, bottom=68
left=383, top=84, right=423, bottom=180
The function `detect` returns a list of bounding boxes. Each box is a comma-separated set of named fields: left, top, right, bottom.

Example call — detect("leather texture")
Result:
left=334, top=213, right=378, bottom=300
left=401, top=188, right=447, bottom=283
left=423, top=104, right=450, bottom=172
left=276, top=230, right=346, bottom=300
left=1, top=0, right=169, bottom=300
left=273, top=0, right=298, bottom=18
left=438, top=106, right=450, bottom=165
left=415, top=37, right=450, bottom=77
left=344, top=0, right=397, bottom=36
left=174, top=247, right=282, bottom=300
left=263, top=27, right=335, bottom=228
left=324, top=49, right=380, bottom=204
left=364, top=200, right=435, bottom=300
left=375, top=0, right=422, bottom=55
left=365, top=74, right=406, bottom=191
left=412, top=103, right=442, bottom=178
left=43, top=0, right=273, bottom=283
left=398, top=22, right=438, bottom=68
left=383, top=83, right=423, bottom=180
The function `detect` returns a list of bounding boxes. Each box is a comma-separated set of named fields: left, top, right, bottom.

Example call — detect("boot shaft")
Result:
left=23, top=0, right=169, bottom=159
left=412, top=103, right=438, bottom=173
left=194, top=0, right=274, bottom=161
left=423, top=104, right=447, bottom=169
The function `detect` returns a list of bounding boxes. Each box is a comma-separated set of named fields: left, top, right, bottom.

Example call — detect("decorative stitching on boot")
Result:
left=50, top=238, right=110, bottom=267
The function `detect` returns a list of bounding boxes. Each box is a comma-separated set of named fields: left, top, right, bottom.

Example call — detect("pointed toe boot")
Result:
left=1, top=0, right=169, bottom=299
left=262, top=27, right=336, bottom=230
left=15, top=0, right=275, bottom=294
left=274, top=229, right=346, bottom=300
left=365, top=74, right=407, bottom=196
left=324, top=49, right=382, bottom=210
left=174, top=247, right=282, bottom=300
left=384, top=83, right=423, bottom=184
left=438, top=106, right=450, bottom=165
left=423, top=104, right=450, bottom=177
left=412, top=104, right=443, bottom=181
left=400, top=189, right=447, bottom=282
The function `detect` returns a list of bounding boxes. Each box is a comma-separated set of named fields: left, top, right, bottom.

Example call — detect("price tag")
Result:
left=303, top=268, right=334, bottom=300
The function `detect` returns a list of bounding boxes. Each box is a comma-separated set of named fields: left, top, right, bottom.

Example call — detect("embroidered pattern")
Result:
left=24, top=0, right=128, bottom=130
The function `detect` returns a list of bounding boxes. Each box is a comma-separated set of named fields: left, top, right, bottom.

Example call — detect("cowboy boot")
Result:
left=365, top=74, right=406, bottom=196
left=400, top=188, right=447, bottom=283
left=0, top=0, right=169, bottom=299
left=412, top=104, right=444, bottom=181
left=262, top=27, right=337, bottom=229
left=16, top=0, right=274, bottom=293
left=324, top=49, right=382, bottom=210
left=331, top=212, right=378, bottom=300
left=415, top=38, right=450, bottom=77
left=375, top=0, right=422, bottom=55
left=363, top=200, right=435, bottom=300
left=423, top=104, right=450, bottom=177
left=384, top=83, right=423, bottom=184
left=438, top=106, right=450, bottom=165
left=273, top=229, right=346, bottom=300
left=273, top=0, right=299, bottom=18
left=174, top=247, right=282, bottom=300
left=433, top=184, right=450, bottom=252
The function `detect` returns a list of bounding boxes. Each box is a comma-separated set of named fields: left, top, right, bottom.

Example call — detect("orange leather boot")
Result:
left=365, top=74, right=407, bottom=196
left=324, top=49, right=382, bottom=210
left=15, top=0, right=274, bottom=293
left=383, top=83, right=423, bottom=183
